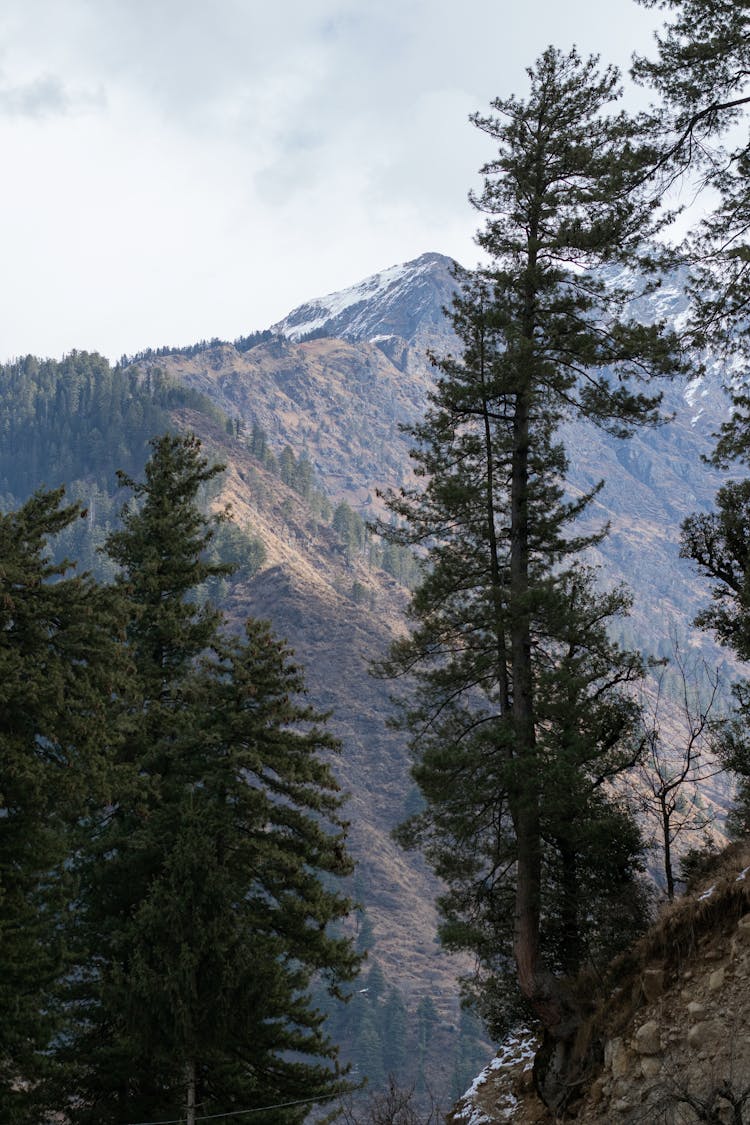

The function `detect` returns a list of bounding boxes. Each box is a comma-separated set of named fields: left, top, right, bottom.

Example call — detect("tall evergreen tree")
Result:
left=681, top=475, right=750, bottom=835
left=380, top=48, right=682, bottom=1107
left=62, top=434, right=358, bottom=1124
left=0, top=489, right=122, bottom=1121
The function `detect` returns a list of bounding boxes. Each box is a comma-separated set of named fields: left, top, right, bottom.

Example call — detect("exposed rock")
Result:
left=605, top=1038, right=631, bottom=1079
left=450, top=843, right=750, bottom=1124
left=634, top=1021, right=661, bottom=1055
left=588, top=1078, right=605, bottom=1107
left=708, top=966, right=726, bottom=991
left=687, top=1021, right=721, bottom=1050
left=641, top=968, right=665, bottom=1001
left=737, top=913, right=750, bottom=939
left=639, top=1056, right=661, bottom=1079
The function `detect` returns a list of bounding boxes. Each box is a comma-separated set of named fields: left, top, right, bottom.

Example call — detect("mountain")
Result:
left=559, top=268, right=734, bottom=653
left=152, top=255, right=737, bottom=661
left=272, top=251, right=457, bottom=351
left=116, top=254, right=742, bottom=1092
left=1, top=251, right=744, bottom=1104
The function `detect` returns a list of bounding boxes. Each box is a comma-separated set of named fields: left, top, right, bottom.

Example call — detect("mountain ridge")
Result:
left=1, top=249, right=743, bottom=1104
left=272, top=251, right=457, bottom=351
left=155, top=251, right=738, bottom=660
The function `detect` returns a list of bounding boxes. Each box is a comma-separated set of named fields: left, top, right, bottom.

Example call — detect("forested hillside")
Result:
left=0, top=250, right=742, bottom=1117
left=5, top=2, right=750, bottom=1118
left=0, top=351, right=223, bottom=499
left=0, top=348, right=491, bottom=1111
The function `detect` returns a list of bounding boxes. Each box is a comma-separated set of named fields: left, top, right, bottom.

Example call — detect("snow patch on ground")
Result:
left=454, top=1106, right=495, bottom=1124
left=684, top=376, right=704, bottom=407
left=453, top=1030, right=536, bottom=1123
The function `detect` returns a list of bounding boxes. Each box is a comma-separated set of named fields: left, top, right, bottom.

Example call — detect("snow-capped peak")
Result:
left=272, top=252, right=456, bottom=345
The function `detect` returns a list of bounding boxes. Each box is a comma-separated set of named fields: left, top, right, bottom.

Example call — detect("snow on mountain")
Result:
left=266, top=251, right=739, bottom=474
left=273, top=251, right=457, bottom=345
left=275, top=261, right=412, bottom=341
left=273, top=255, right=731, bottom=428
left=206, top=250, right=739, bottom=665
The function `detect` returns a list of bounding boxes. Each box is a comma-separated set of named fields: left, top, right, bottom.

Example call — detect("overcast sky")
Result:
left=0, top=0, right=665, bottom=362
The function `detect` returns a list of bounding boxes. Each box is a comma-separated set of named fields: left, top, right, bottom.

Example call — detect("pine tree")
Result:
left=633, top=1, right=750, bottom=348
left=680, top=477, right=750, bottom=828
left=639, top=2, right=750, bottom=845
left=380, top=48, right=682, bottom=1107
left=637, top=0, right=750, bottom=849
left=681, top=480, right=750, bottom=661
left=381, top=989, right=408, bottom=1079
left=633, top=1, right=750, bottom=153
left=62, top=434, right=358, bottom=1124
left=0, top=489, right=123, bottom=1121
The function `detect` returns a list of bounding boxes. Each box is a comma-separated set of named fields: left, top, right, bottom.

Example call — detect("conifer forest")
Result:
left=5, top=1, right=750, bottom=1122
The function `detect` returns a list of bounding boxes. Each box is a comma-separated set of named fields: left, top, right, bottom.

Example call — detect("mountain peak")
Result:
left=272, top=252, right=458, bottom=346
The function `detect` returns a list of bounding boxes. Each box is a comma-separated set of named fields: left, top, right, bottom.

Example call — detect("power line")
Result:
left=126, top=1090, right=343, bottom=1125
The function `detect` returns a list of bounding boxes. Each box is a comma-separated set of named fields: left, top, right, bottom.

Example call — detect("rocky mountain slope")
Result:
left=128, top=251, right=744, bottom=1100
left=272, top=251, right=456, bottom=351
left=151, top=253, right=458, bottom=513
left=152, top=254, right=736, bottom=656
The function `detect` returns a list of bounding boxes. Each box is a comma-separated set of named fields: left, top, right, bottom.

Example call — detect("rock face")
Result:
left=449, top=844, right=750, bottom=1124
left=155, top=253, right=739, bottom=667
left=581, top=884, right=750, bottom=1123
left=272, top=251, right=457, bottom=351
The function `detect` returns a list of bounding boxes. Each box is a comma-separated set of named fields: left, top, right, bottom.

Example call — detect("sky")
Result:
left=0, top=0, right=665, bottom=362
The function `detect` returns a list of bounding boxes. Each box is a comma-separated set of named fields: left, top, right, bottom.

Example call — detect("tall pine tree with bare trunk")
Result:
left=380, top=47, right=684, bottom=1110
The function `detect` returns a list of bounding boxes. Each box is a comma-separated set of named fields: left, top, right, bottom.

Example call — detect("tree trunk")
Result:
left=185, top=1059, right=196, bottom=1125
left=558, top=841, right=583, bottom=977
left=510, top=377, right=545, bottom=1013
left=478, top=333, right=511, bottom=716
left=511, top=212, right=585, bottom=1113
left=662, top=796, right=675, bottom=900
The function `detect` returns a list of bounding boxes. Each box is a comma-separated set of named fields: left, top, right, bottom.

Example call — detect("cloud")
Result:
left=0, top=0, right=665, bottom=361
left=0, top=72, right=105, bottom=118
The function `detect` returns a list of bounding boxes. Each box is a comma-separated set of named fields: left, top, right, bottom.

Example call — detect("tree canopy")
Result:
left=0, top=429, right=378, bottom=1122
left=634, top=0, right=750, bottom=346
left=0, top=489, right=124, bottom=1121
left=380, top=46, right=684, bottom=1109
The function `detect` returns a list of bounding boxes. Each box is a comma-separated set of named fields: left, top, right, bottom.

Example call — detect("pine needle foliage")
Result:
left=0, top=489, right=124, bottom=1121
left=633, top=0, right=750, bottom=350
left=60, top=434, right=358, bottom=1125
left=378, top=48, right=683, bottom=1102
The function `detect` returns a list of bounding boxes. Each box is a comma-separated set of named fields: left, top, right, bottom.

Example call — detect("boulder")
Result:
left=634, top=1021, right=661, bottom=1056
left=642, top=968, right=665, bottom=1001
